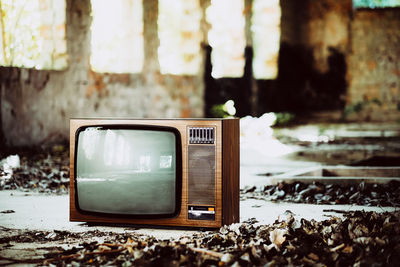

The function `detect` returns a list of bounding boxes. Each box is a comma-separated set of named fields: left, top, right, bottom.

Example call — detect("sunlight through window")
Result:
left=251, top=0, right=281, bottom=80
left=158, top=0, right=202, bottom=75
left=0, top=0, right=67, bottom=70
left=90, top=0, right=143, bottom=73
left=207, top=0, right=246, bottom=78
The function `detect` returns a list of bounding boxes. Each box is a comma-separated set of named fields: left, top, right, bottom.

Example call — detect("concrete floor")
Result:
left=1, top=121, right=400, bottom=236
left=1, top=121, right=399, bottom=263
left=1, top=187, right=398, bottom=264
left=1, top=190, right=397, bottom=239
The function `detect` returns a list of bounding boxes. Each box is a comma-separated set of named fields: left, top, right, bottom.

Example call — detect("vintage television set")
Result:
left=70, top=118, right=239, bottom=228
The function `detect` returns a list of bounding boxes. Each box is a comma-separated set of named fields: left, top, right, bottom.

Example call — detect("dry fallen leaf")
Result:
left=125, top=237, right=134, bottom=255
left=269, top=228, right=287, bottom=251
left=307, top=252, right=319, bottom=261
left=342, top=245, right=353, bottom=254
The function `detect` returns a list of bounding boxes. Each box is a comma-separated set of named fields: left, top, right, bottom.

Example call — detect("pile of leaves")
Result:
left=241, top=180, right=400, bottom=207
left=1, top=211, right=400, bottom=266
left=0, top=147, right=69, bottom=194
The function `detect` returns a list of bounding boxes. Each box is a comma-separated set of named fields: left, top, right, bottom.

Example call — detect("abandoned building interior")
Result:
left=0, top=0, right=399, bottom=147
left=0, top=0, right=400, bottom=266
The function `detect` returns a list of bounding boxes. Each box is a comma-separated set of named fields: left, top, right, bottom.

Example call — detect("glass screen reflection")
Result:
left=76, top=128, right=176, bottom=215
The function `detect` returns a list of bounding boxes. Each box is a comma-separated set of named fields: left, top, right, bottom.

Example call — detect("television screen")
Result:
left=75, top=126, right=181, bottom=217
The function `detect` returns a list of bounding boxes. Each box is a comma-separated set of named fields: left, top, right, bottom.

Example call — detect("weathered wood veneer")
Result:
left=70, top=118, right=239, bottom=228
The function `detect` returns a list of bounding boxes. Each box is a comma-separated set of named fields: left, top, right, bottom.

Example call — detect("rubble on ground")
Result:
left=241, top=181, right=400, bottom=207
left=1, top=211, right=399, bottom=266
left=1, top=148, right=399, bottom=208
left=0, top=147, right=69, bottom=194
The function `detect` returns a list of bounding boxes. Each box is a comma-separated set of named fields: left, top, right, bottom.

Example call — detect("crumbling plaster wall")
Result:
left=1, top=0, right=400, bottom=148
left=347, top=8, right=400, bottom=121
left=273, top=0, right=350, bottom=112
left=303, top=0, right=351, bottom=74
left=0, top=0, right=205, bottom=147
left=281, top=0, right=352, bottom=72
left=279, top=0, right=400, bottom=121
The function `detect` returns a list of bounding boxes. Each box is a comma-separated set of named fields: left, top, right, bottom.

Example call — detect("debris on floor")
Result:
left=1, top=145, right=399, bottom=207
left=1, top=211, right=399, bottom=266
left=0, top=148, right=69, bottom=194
left=241, top=181, right=400, bottom=207
left=1, top=120, right=400, bottom=266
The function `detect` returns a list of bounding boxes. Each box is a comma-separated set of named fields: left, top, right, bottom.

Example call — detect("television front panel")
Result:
left=75, top=126, right=180, bottom=217
left=70, top=119, right=239, bottom=228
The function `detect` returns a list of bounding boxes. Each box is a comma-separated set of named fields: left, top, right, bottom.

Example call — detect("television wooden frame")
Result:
left=70, top=118, right=239, bottom=228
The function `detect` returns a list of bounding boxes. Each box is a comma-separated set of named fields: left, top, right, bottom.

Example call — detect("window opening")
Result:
left=158, top=0, right=202, bottom=75
left=206, top=0, right=246, bottom=78
left=251, top=0, right=281, bottom=79
left=0, top=0, right=67, bottom=70
left=90, top=0, right=143, bottom=73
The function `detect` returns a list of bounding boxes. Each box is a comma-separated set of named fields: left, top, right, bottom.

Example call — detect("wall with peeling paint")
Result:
left=261, top=0, right=400, bottom=121
left=347, top=8, right=400, bottom=121
left=1, top=0, right=400, bottom=147
left=258, top=0, right=351, bottom=113
left=0, top=0, right=205, bottom=146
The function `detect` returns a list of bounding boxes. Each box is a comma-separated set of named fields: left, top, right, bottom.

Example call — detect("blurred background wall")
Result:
left=0, top=0, right=399, bottom=146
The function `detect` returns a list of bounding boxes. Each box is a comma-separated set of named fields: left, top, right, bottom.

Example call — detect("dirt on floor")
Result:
left=241, top=179, right=400, bottom=207
left=0, top=146, right=69, bottom=194
left=282, top=136, right=400, bottom=166
left=1, top=123, right=400, bottom=266
left=1, top=211, right=400, bottom=266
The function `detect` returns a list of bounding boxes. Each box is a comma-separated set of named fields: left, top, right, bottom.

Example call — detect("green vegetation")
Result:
left=273, top=112, right=296, bottom=126
left=341, top=98, right=382, bottom=120
left=211, top=103, right=228, bottom=118
left=353, top=0, right=400, bottom=8
left=211, top=100, right=236, bottom=118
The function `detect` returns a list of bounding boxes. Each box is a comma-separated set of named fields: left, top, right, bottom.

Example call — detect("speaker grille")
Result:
left=188, top=145, right=216, bottom=205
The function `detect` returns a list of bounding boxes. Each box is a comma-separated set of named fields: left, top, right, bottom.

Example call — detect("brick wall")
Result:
left=263, top=0, right=351, bottom=112
left=0, top=0, right=205, bottom=146
left=274, top=0, right=400, bottom=121
left=1, top=0, right=399, bottom=147
left=347, top=8, right=400, bottom=121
